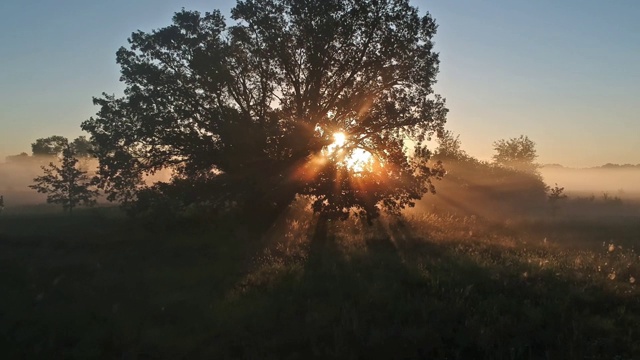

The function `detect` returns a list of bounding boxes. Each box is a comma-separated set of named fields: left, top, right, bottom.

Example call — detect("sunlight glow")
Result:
left=326, top=132, right=346, bottom=155
left=346, top=148, right=373, bottom=172
left=325, top=131, right=374, bottom=173
left=333, top=132, right=346, bottom=147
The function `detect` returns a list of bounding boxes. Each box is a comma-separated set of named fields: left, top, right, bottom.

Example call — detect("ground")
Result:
left=1, top=203, right=639, bottom=359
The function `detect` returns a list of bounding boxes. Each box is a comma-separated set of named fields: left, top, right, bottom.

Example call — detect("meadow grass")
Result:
left=1, top=204, right=639, bottom=359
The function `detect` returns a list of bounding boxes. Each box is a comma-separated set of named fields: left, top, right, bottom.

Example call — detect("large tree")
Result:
left=82, top=0, right=447, bottom=220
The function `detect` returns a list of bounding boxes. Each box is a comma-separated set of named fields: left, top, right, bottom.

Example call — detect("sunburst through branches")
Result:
left=324, top=132, right=375, bottom=173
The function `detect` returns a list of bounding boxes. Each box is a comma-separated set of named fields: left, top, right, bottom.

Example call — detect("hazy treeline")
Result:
left=0, top=157, right=175, bottom=208
left=540, top=167, right=640, bottom=198
left=0, top=158, right=102, bottom=207
left=412, top=132, right=640, bottom=220
left=3, top=139, right=640, bottom=214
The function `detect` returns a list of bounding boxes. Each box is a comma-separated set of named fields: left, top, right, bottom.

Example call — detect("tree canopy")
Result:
left=82, top=0, right=447, bottom=220
left=492, top=135, right=538, bottom=173
left=31, top=136, right=68, bottom=157
left=31, top=136, right=94, bottom=158
left=70, top=136, right=94, bottom=158
left=434, top=130, right=468, bottom=162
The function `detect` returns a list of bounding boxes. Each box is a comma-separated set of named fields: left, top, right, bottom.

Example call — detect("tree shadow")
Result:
left=209, top=215, right=640, bottom=360
left=0, top=201, right=302, bottom=359
left=4, top=207, right=640, bottom=359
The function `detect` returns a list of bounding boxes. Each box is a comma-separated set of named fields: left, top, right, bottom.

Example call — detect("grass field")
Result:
left=1, top=203, right=640, bottom=359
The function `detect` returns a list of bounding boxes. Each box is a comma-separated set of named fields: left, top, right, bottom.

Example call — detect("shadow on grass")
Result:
left=0, top=206, right=290, bottom=359
left=1, top=209, right=639, bottom=359
left=209, top=218, right=640, bottom=360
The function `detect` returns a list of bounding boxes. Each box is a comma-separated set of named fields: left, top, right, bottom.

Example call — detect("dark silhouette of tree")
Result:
left=31, top=136, right=68, bottom=157
left=548, top=183, right=567, bottom=217
left=29, top=142, right=98, bottom=215
left=31, top=136, right=95, bottom=158
left=492, top=135, right=538, bottom=173
left=82, top=0, right=447, bottom=220
left=71, top=136, right=94, bottom=158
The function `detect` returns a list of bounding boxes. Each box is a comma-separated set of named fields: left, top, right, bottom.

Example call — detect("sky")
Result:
left=1, top=0, right=638, bottom=167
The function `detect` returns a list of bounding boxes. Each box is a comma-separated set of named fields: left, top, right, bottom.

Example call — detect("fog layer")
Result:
left=540, top=167, right=640, bottom=198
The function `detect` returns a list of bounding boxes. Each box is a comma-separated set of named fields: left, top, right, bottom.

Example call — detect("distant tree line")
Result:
left=432, top=132, right=567, bottom=216
left=434, top=131, right=540, bottom=174
left=538, top=163, right=640, bottom=170
left=596, top=163, right=640, bottom=169
left=4, top=136, right=93, bottom=163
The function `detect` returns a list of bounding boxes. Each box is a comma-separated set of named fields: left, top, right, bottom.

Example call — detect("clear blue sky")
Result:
left=1, top=0, right=639, bottom=167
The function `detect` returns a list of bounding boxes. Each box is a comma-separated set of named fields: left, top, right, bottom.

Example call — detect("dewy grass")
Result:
left=1, top=206, right=639, bottom=359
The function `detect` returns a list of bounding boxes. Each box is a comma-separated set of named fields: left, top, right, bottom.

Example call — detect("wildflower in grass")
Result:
left=608, top=244, right=616, bottom=253
left=608, top=272, right=616, bottom=280
left=631, top=277, right=636, bottom=284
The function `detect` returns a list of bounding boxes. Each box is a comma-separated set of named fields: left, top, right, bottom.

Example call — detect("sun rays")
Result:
left=324, top=131, right=374, bottom=173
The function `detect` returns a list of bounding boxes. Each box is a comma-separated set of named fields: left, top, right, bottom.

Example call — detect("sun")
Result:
left=333, top=132, right=346, bottom=147
left=325, top=132, right=374, bottom=172
left=326, top=132, right=346, bottom=154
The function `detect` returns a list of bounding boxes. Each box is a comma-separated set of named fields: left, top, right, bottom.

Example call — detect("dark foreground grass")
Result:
left=1, top=205, right=639, bottom=359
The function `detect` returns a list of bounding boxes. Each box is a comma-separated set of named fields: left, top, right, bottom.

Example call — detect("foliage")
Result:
left=492, top=135, right=538, bottom=173
left=70, top=136, right=94, bottom=158
left=31, top=135, right=68, bottom=157
left=31, top=135, right=95, bottom=158
left=429, top=157, right=549, bottom=218
left=548, top=183, right=567, bottom=216
left=427, top=133, right=548, bottom=218
left=433, top=130, right=469, bottom=161
left=28, top=143, right=98, bottom=214
left=82, top=0, right=447, bottom=220
left=548, top=183, right=567, bottom=202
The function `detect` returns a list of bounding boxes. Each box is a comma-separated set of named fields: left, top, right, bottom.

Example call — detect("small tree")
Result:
left=492, top=135, right=538, bottom=173
left=548, top=183, right=567, bottom=216
left=29, top=144, right=98, bottom=214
